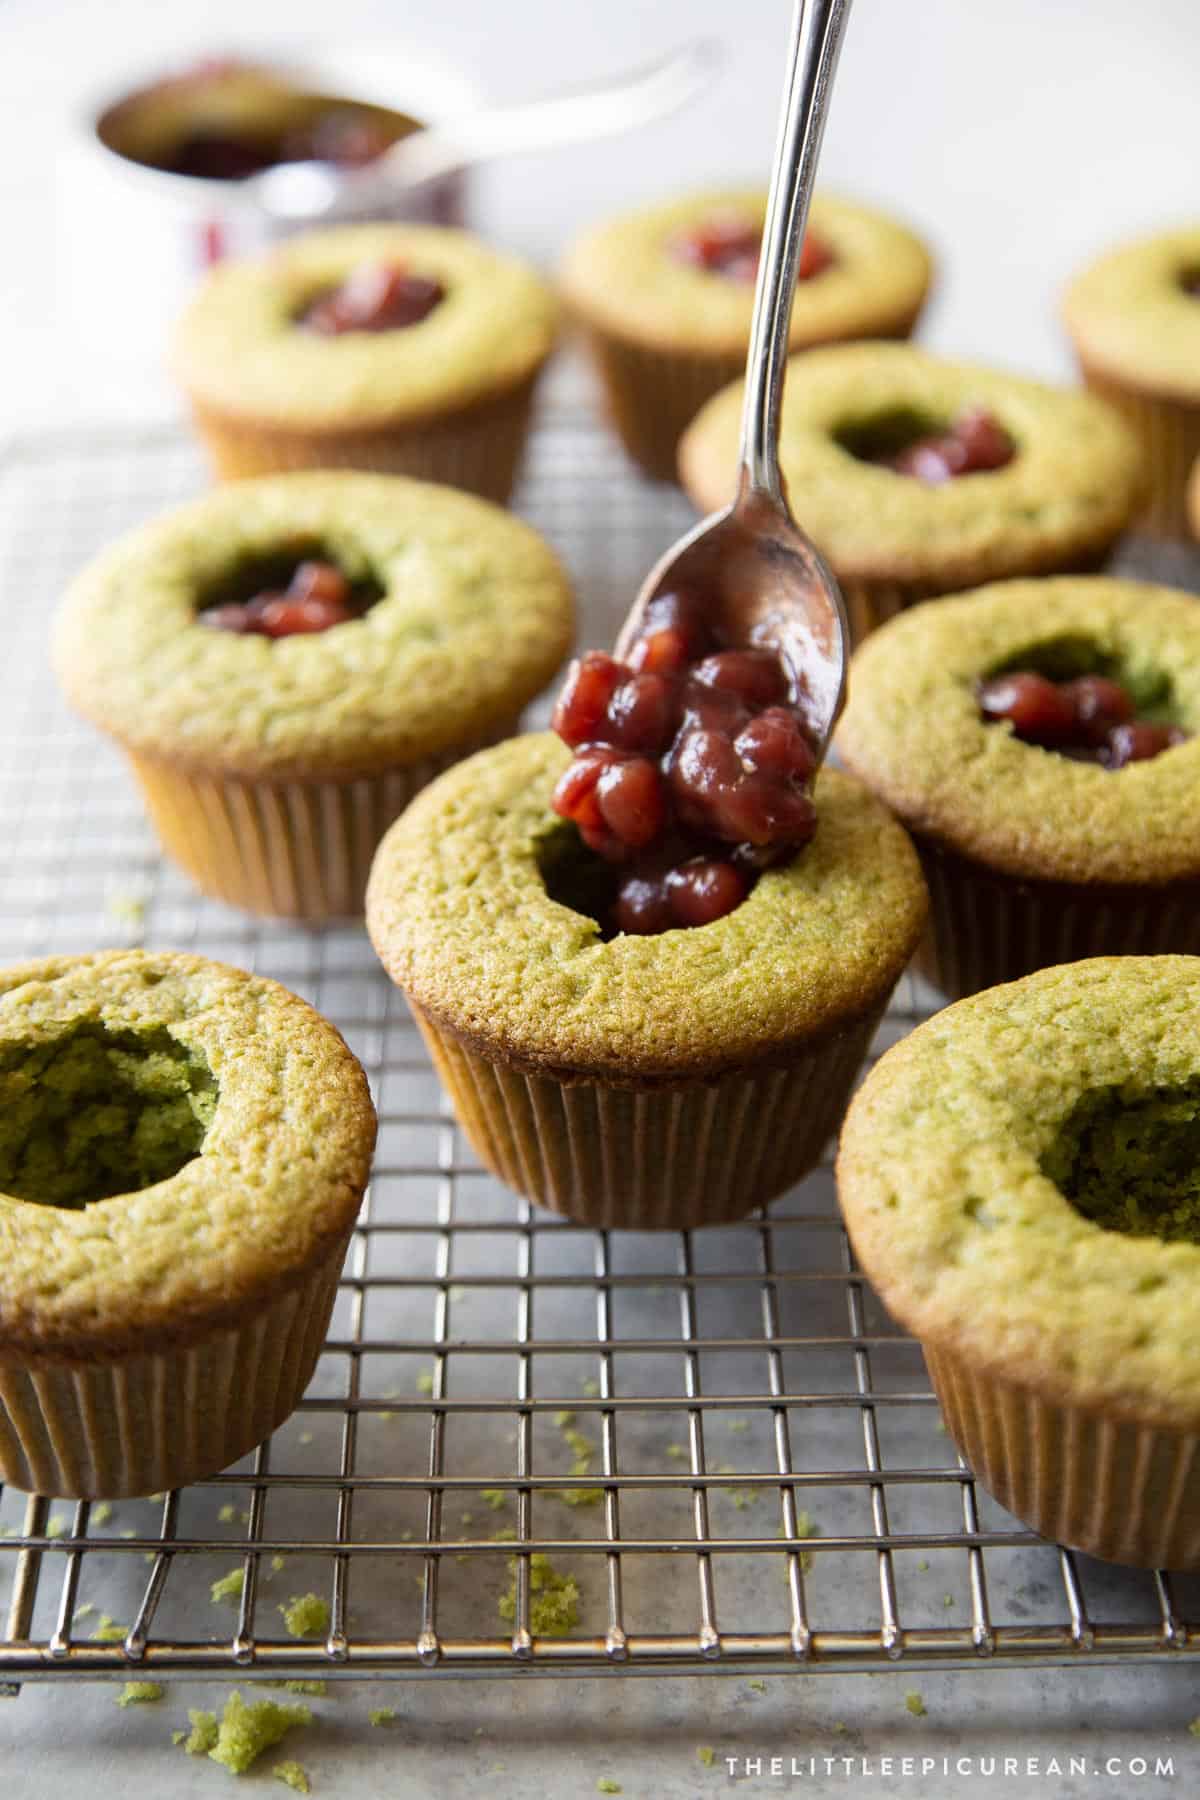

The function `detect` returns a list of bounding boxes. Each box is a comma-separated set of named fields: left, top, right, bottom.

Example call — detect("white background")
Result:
left=0, top=0, right=1197, bottom=428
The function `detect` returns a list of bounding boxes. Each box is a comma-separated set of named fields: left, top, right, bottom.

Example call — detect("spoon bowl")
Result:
left=617, top=0, right=853, bottom=759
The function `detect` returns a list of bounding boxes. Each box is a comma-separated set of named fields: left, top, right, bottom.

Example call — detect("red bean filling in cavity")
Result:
left=670, top=213, right=834, bottom=286
left=303, top=263, right=445, bottom=335
left=978, top=671, right=1189, bottom=768
left=551, top=591, right=819, bottom=935
left=871, top=407, right=1014, bottom=484
left=201, top=560, right=364, bottom=637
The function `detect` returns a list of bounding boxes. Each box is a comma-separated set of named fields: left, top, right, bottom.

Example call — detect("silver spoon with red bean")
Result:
left=552, top=0, right=855, bottom=935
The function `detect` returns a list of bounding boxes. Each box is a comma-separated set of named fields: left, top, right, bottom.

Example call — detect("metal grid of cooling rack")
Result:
left=1, top=407, right=1200, bottom=1694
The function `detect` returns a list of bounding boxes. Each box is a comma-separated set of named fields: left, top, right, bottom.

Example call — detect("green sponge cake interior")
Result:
left=0, top=951, right=375, bottom=1358
left=679, top=343, right=1143, bottom=588
left=838, top=956, right=1200, bottom=1432
left=173, top=223, right=559, bottom=431
left=561, top=191, right=931, bottom=357
left=366, top=734, right=928, bottom=1084
left=52, top=472, right=573, bottom=782
left=1063, top=225, right=1200, bottom=403
left=836, top=577, right=1200, bottom=886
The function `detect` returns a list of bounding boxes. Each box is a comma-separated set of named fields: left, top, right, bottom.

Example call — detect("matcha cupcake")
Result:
left=560, top=190, right=932, bottom=481
left=1063, top=225, right=1200, bottom=538
left=679, top=343, right=1144, bottom=643
left=0, top=950, right=375, bottom=1498
left=172, top=223, right=559, bottom=501
left=53, top=472, right=573, bottom=921
left=837, top=577, right=1200, bottom=1000
left=366, top=735, right=927, bottom=1230
left=839, top=956, right=1200, bottom=1569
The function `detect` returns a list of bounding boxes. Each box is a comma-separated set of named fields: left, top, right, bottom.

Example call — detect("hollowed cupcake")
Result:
left=53, top=471, right=573, bottom=920
left=836, top=576, right=1200, bottom=1000
left=838, top=955, right=1200, bottom=1569
left=560, top=190, right=932, bottom=481
left=172, top=223, right=558, bottom=501
left=1063, top=225, right=1200, bottom=538
left=0, top=950, right=375, bottom=1498
left=679, top=342, right=1144, bottom=643
left=366, top=729, right=927, bottom=1230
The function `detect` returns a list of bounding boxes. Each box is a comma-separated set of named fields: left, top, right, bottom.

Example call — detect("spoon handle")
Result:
left=738, top=0, right=855, bottom=507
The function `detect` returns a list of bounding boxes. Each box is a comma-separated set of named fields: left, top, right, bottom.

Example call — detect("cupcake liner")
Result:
left=129, top=724, right=515, bottom=922
left=188, top=371, right=541, bottom=505
left=914, top=835, right=1200, bottom=1001
left=412, top=1000, right=888, bottom=1229
left=1077, top=359, right=1200, bottom=540
left=0, top=1236, right=348, bottom=1499
left=925, top=1340, right=1200, bottom=1568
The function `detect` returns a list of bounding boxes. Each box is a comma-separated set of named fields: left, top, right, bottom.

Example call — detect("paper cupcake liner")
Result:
left=129, top=725, right=515, bottom=922
left=0, top=1237, right=348, bottom=1499
left=187, top=371, right=541, bottom=506
left=586, top=312, right=924, bottom=487
left=925, top=1341, right=1200, bottom=1568
left=411, top=1001, right=887, bottom=1229
left=913, top=836, right=1200, bottom=1001
left=1077, top=360, right=1200, bottom=540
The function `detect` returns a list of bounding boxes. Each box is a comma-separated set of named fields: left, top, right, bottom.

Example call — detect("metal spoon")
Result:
left=615, top=0, right=853, bottom=755
left=251, top=40, right=724, bottom=223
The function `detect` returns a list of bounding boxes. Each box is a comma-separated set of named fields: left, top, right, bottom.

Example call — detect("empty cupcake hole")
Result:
left=833, top=407, right=946, bottom=464
left=1178, top=265, right=1200, bottom=298
left=984, top=633, right=1181, bottom=724
left=194, top=542, right=384, bottom=618
left=1041, top=1079, right=1200, bottom=1244
left=0, top=1023, right=217, bottom=1208
left=537, top=822, right=622, bottom=937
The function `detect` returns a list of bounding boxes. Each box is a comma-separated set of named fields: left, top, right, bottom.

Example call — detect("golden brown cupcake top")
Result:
left=0, top=951, right=375, bottom=1358
left=173, top=222, right=558, bottom=430
left=836, top=577, right=1200, bottom=886
left=366, top=733, right=927, bottom=1084
left=560, top=190, right=931, bottom=356
left=679, top=343, right=1144, bottom=590
left=838, top=956, right=1200, bottom=1431
left=1063, top=224, right=1200, bottom=403
left=53, top=472, right=573, bottom=782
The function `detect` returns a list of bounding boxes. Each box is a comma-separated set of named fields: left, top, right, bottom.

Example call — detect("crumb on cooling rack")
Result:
left=416, top=1369, right=435, bottom=1395
left=218, top=1503, right=237, bottom=1524
left=265, top=1679, right=328, bottom=1697
left=370, top=1707, right=397, bottom=1727
left=581, top=1379, right=600, bottom=1398
left=279, top=1592, right=331, bottom=1639
left=182, top=1710, right=219, bottom=1755
left=905, top=1690, right=927, bottom=1717
left=498, top=1554, right=579, bottom=1637
left=211, top=1567, right=245, bottom=1605
left=106, top=891, right=146, bottom=928
left=116, top=1681, right=163, bottom=1707
left=596, top=1781, right=622, bottom=1795
left=697, top=1746, right=716, bottom=1767
left=92, top=1502, right=114, bottom=1527
left=91, top=1615, right=127, bottom=1642
left=481, top=1489, right=508, bottom=1511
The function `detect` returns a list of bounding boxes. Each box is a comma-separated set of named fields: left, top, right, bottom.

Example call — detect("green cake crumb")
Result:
left=697, top=1746, right=716, bottom=1767
left=119, top=1529, right=137, bottom=1540
left=107, top=893, right=146, bottom=928
left=905, top=1690, right=927, bottom=1717
left=665, top=1444, right=689, bottom=1461
left=481, top=1489, right=507, bottom=1511
left=271, top=1555, right=286, bottom=1574
left=563, top=1428, right=594, bottom=1471
left=498, top=1554, right=579, bottom=1637
left=916, top=1558, right=930, bottom=1572
left=554, top=1410, right=576, bottom=1429
left=370, top=1707, right=397, bottom=1727
left=943, top=1593, right=954, bottom=1607
left=298, top=1431, right=315, bottom=1447
left=91, top=1615, right=127, bottom=1642
left=746, top=1679, right=767, bottom=1694
left=272, top=1762, right=311, bottom=1794
left=581, top=1379, right=600, bottom=1398
left=172, top=1730, right=187, bottom=1745
left=147, top=1493, right=165, bottom=1503
left=834, top=1721, right=848, bottom=1736
left=727, top=1419, right=749, bottom=1434
left=279, top=1593, right=331, bottom=1639
left=184, top=1710, right=219, bottom=1756
left=45, top=1517, right=67, bottom=1540
left=449, top=1285, right=468, bottom=1303
left=1189, top=1717, right=1200, bottom=1737
left=207, top=1692, right=311, bottom=1775
left=460, top=1512, right=474, bottom=1527
left=211, top=1567, right=245, bottom=1605
left=116, top=1681, right=163, bottom=1707
left=218, top=1504, right=237, bottom=1524
left=491, top=1526, right=517, bottom=1543
left=416, top=1369, right=435, bottom=1395
left=92, top=1503, right=114, bottom=1527
left=75, top=1602, right=95, bottom=1621
left=265, top=1680, right=328, bottom=1698
left=597, top=1782, right=622, bottom=1795
left=546, top=1485, right=603, bottom=1509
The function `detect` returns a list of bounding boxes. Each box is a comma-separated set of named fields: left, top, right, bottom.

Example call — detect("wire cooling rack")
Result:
left=1, top=406, right=1200, bottom=1695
